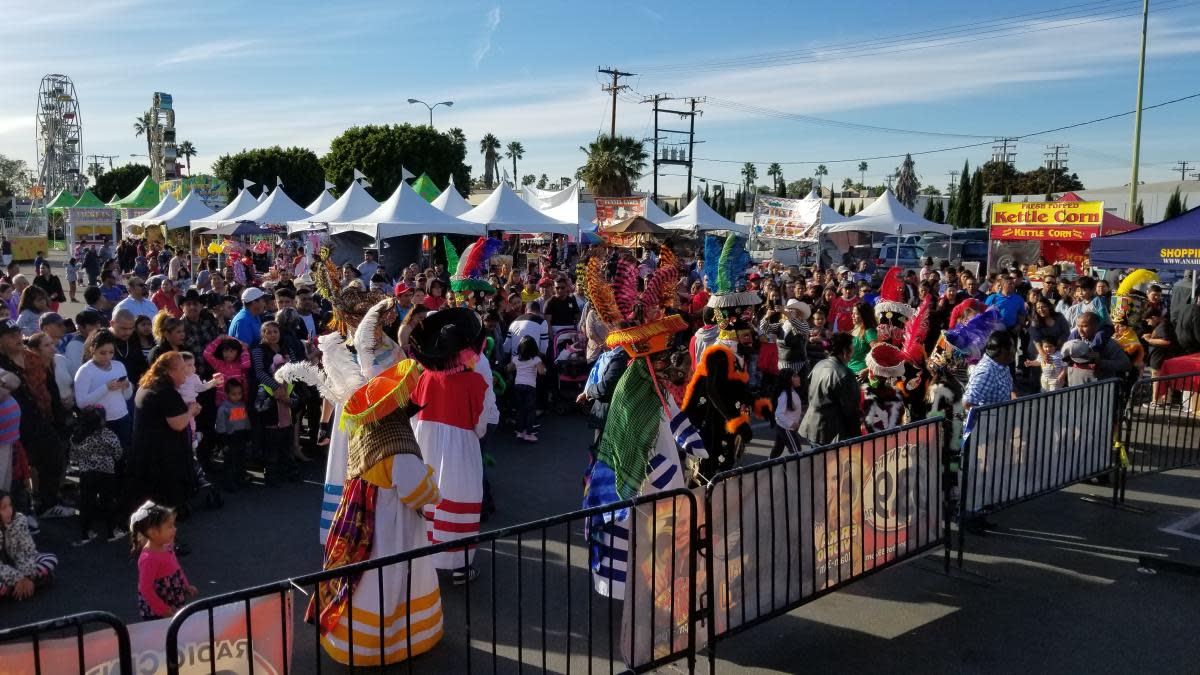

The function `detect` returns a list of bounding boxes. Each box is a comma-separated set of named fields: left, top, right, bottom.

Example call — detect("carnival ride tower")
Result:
left=35, top=74, right=86, bottom=200
left=149, top=92, right=179, bottom=183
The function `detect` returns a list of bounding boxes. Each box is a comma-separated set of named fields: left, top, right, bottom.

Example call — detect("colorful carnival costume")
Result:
left=581, top=250, right=707, bottom=598
left=408, top=308, right=494, bottom=577
left=1111, top=269, right=1158, bottom=369
left=874, top=267, right=915, bottom=348
left=303, top=358, right=444, bottom=666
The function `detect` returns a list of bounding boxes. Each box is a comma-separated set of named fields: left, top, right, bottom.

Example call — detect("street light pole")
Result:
left=1127, top=0, right=1150, bottom=221
left=407, top=99, right=454, bottom=128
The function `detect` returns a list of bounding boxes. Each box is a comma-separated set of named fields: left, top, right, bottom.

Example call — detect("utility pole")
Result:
left=1174, top=160, right=1194, bottom=181
left=1128, top=0, right=1150, bottom=220
left=947, top=170, right=959, bottom=194
left=1044, top=144, right=1069, bottom=195
left=598, top=67, right=634, bottom=139
left=641, top=94, right=704, bottom=202
left=992, top=137, right=1018, bottom=195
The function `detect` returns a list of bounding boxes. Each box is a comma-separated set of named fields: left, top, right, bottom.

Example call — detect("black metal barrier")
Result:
left=1119, top=371, right=1200, bottom=500
left=702, top=418, right=947, bottom=661
left=0, top=611, right=133, bottom=675
left=164, top=488, right=700, bottom=675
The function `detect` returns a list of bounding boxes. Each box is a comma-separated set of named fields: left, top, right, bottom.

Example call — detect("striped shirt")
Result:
left=0, top=396, right=19, bottom=444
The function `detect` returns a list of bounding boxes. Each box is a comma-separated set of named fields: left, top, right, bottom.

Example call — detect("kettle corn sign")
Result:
left=989, top=200, right=1105, bottom=240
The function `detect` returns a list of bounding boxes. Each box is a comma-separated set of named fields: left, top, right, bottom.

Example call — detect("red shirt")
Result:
left=690, top=291, right=710, bottom=314
left=829, top=296, right=859, bottom=332
left=152, top=290, right=182, bottom=318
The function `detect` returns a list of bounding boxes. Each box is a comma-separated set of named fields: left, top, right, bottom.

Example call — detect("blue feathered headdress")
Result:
left=704, top=232, right=760, bottom=308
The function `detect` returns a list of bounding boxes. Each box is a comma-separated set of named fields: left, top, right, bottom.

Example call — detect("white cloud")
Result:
left=158, top=39, right=263, bottom=67
left=473, top=7, right=501, bottom=67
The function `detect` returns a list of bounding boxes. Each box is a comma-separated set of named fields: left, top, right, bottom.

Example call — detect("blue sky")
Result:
left=2, top=0, right=1199, bottom=197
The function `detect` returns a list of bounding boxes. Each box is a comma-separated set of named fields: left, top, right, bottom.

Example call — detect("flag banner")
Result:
left=242, top=178, right=256, bottom=189
left=752, top=194, right=821, bottom=241
left=962, top=379, right=1115, bottom=513
left=0, top=593, right=293, bottom=675
left=706, top=422, right=942, bottom=636
left=324, top=180, right=335, bottom=190
left=620, top=490, right=705, bottom=668
left=594, top=197, right=647, bottom=231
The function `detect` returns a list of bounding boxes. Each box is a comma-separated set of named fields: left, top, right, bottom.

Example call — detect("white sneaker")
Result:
left=40, top=504, right=78, bottom=519
left=25, top=515, right=39, bottom=534
left=72, top=531, right=99, bottom=547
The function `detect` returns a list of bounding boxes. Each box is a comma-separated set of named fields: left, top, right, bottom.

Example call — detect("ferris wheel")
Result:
left=35, top=73, right=85, bottom=201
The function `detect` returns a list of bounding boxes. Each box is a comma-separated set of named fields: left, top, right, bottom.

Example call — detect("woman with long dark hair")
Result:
left=130, top=352, right=200, bottom=512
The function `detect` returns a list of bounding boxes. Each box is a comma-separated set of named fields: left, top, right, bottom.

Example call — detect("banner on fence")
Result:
left=620, top=490, right=703, bottom=667
left=594, top=197, right=647, bottom=231
left=707, top=423, right=941, bottom=635
left=0, top=593, right=292, bottom=675
left=751, top=195, right=821, bottom=241
left=963, top=380, right=1115, bottom=513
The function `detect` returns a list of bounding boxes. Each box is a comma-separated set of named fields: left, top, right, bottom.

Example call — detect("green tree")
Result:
left=895, top=153, right=919, bottom=209
left=785, top=178, right=813, bottom=197
left=933, top=200, right=945, bottom=223
left=923, top=197, right=936, bottom=221
left=842, top=177, right=855, bottom=192
left=505, top=141, right=525, bottom=182
left=919, top=185, right=941, bottom=196
left=93, top=164, right=151, bottom=202
left=322, top=124, right=471, bottom=200
left=741, top=162, right=758, bottom=196
left=446, top=127, right=467, bottom=148
left=1134, top=200, right=1145, bottom=226
left=766, top=162, right=782, bottom=194
left=177, top=140, right=197, bottom=176
left=970, top=168, right=984, bottom=226
left=521, top=174, right=536, bottom=187
left=857, top=161, right=868, bottom=190
left=133, top=111, right=153, bottom=159
left=837, top=200, right=847, bottom=216
left=213, top=146, right=325, bottom=205
left=0, top=154, right=32, bottom=199
left=536, top=173, right=549, bottom=189
left=977, top=161, right=1084, bottom=195
left=479, top=133, right=501, bottom=188
left=952, top=160, right=971, bottom=228
left=1163, top=187, right=1188, bottom=220
left=828, top=188, right=835, bottom=209
left=577, top=135, right=647, bottom=197
left=847, top=201, right=857, bottom=216
left=814, top=163, right=828, bottom=190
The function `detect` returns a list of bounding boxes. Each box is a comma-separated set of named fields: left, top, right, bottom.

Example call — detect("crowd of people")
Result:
left=0, top=231, right=1191, bottom=644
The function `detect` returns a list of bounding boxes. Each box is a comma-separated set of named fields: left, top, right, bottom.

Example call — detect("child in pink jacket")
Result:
left=203, top=336, right=250, bottom=407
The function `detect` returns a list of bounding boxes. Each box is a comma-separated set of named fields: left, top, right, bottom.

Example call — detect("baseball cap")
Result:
left=0, top=320, right=19, bottom=336
left=836, top=265, right=849, bottom=275
left=393, top=282, right=413, bottom=296
left=240, top=287, right=266, bottom=304
left=39, top=312, right=65, bottom=328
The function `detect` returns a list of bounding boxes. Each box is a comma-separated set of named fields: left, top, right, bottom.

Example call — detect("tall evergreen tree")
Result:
left=934, top=200, right=945, bottom=223
left=828, top=188, right=835, bottom=209
left=1164, top=187, right=1187, bottom=220
left=1134, top=200, right=1144, bottom=226
left=838, top=200, right=847, bottom=216
left=847, top=201, right=857, bottom=216
left=954, top=160, right=972, bottom=228
left=923, top=197, right=936, bottom=220
left=970, top=168, right=984, bottom=226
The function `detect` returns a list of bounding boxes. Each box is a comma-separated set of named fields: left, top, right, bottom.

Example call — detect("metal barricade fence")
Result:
left=165, top=488, right=700, bottom=675
left=703, top=418, right=946, bottom=656
left=1119, top=371, right=1200, bottom=499
left=0, top=611, right=133, bottom=675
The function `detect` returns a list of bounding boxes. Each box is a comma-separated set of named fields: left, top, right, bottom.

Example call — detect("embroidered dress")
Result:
left=137, top=547, right=189, bottom=619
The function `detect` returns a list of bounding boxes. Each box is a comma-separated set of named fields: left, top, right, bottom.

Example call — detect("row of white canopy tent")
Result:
left=520, top=180, right=751, bottom=237
left=820, top=188, right=950, bottom=236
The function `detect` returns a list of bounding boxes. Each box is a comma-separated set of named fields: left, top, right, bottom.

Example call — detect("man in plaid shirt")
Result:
left=964, top=331, right=1016, bottom=410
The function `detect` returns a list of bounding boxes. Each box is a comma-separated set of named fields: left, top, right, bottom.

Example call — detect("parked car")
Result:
left=881, top=234, right=922, bottom=247
left=877, top=244, right=925, bottom=270
left=924, top=239, right=989, bottom=268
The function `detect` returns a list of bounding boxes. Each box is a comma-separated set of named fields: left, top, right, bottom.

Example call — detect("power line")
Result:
left=702, top=97, right=997, bottom=139
left=598, top=67, right=635, bottom=139
left=692, top=90, right=1200, bottom=165
left=1175, top=160, right=1195, bottom=181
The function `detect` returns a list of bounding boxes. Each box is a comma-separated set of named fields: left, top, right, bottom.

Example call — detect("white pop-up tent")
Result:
left=155, top=190, right=216, bottom=230
left=304, top=189, right=336, bottom=214
left=288, top=181, right=379, bottom=234
left=822, top=189, right=949, bottom=235
left=218, top=187, right=311, bottom=227
left=461, top=182, right=576, bottom=236
left=660, top=195, right=749, bottom=235
left=125, top=193, right=178, bottom=225
left=799, top=188, right=847, bottom=225
left=431, top=177, right=473, bottom=217
left=331, top=180, right=482, bottom=239
left=643, top=196, right=670, bottom=224
left=190, top=188, right=262, bottom=231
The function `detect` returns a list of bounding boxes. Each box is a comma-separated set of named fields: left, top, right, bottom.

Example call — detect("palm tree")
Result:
left=133, top=111, right=153, bottom=159
left=479, top=133, right=501, bottom=188
left=814, top=164, right=828, bottom=191
left=766, top=162, right=782, bottom=194
left=177, top=140, right=197, bottom=176
left=505, top=141, right=525, bottom=184
left=741, top=162, right=758, bottom=198
left=857, top=161, right=868, bottom=189
left=841, top=177, right=855, bottom=192
left=577, top=135, right=648, bottom=197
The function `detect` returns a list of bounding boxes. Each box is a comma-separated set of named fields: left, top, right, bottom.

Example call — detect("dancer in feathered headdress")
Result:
left=1111, top=268, right=1158, bottom=368
left=581, top=246, right=707, bottom=598
left=875, top=267, right=915, bottom=348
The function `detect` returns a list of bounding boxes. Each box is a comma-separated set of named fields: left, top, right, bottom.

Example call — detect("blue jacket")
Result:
left=227, top=308, right=261, bottom=347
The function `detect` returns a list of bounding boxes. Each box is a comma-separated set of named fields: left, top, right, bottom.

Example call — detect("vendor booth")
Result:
left=988, top=193, right=1136, bottom=273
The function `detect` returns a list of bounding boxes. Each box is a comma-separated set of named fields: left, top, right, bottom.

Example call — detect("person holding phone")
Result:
left=73, top=329, right=134, bottom=449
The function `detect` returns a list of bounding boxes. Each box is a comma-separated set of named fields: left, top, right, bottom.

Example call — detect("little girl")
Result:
left=807, top=309, right=831, bottom=362
left=507, top=335, right=545, bottom=443
left=1024, top=337, right=1066, bottom=392
left=0, top=490, right=58, bottom=601
left=130, top=500, right=196, bottom=619
left=176, top=352, right=223, bottom=444
left=203, top=336, right=250, bottom=407
left=70, top=406, right=124, bottom=546
left=771, top=368, right=808, bottom=458
left=74, top=329, right=134, bottom=449
left=65, top=258, right=79, bottom=303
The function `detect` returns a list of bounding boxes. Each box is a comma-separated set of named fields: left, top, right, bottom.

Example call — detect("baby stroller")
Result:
left=550, top=327, right=588, bottom=414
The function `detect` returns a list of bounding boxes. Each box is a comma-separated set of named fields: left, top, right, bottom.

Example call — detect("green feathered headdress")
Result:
left=704, top=233, right=761, bottom=308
